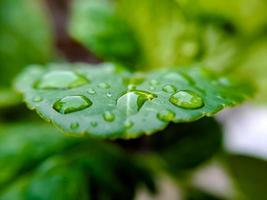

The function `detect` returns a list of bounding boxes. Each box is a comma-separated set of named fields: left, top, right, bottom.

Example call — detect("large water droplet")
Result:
left=117, top=90, right=157, bottom=115
left=98, top=82, right=110, bottom=89
left=53, top=95, right=92, bottom=114
left=169, top=90, right=204, bottom=109
left=36, top=71, right=88, bottom=89
left=103, top=111, right=115, bottom=122
left=162, top=84, right=177, bottom=93
left=157, top=110, right=175, bottom=122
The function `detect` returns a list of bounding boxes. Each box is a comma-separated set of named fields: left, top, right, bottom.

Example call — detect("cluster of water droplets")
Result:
left=34, top=70, right=205, bottom=131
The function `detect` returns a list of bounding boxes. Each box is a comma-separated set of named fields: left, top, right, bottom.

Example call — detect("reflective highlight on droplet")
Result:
left=169, top=90, right=204, bottom=109
left=36, top=71, right=88, bottom=89
left=103, top=111, right=115, bottom=122
left=53, top=95, right=92, bottom=114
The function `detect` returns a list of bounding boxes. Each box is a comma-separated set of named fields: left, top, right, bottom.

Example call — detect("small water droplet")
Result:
left=162, top=84, right=177, bottom=93
left=124, top=120, right=133, bottom=129
left=128, top=84, right=136, bottom=91
left=106, top=92, right=112, bottom=97
left=150, top=86, right=155, bottom=90
left=33, top=96, right=43, bottom=102
left=98, top=82, right=110, bottom=89
left=90, top=121, right=98, bottom=127
left=169, top=90, right=204, bottom=109
left=218, top=77, right=231, bottom=86
left=87, top=88, right=96, bottom=95
left=157, top=110, right=175, bottom=122
left=150, top=79, right=159, bottom=86
left=36, top=71, right=88, bottom=89
left=70, top=122, right=79, bottom=129
left=103, top=111, right=115, bottom=122
left=53, top=95, right=92, bottom=114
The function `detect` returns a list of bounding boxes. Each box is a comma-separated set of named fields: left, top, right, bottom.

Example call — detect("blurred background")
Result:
left=0, top=0, right=267, bottom=199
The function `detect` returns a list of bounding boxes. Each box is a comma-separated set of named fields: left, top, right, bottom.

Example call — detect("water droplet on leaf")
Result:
left=103, top=111, right=115, bottom=122
left=150, top=79, right=159, bottom=86
left=169, top=90, right=204, bottom=109
left=87, top=88, right=96, bottom=95
left=98, top=82, right=110, bottom=89
left=124, top=120, right=133, bottom=129
left=33, top=96, right=43, bottom=102
left=106, top=92, right=112, bottom=97
left=70, top=122, right=79, bottom=129
left=36, top=71, right=88, bottom=89
left=157, top=110, right=175, bottom=122
left=162, top=84, right=177, bottom=93
left=90, top=121, right=98, bottom=127
left=53, top=95, right=92, bottom=114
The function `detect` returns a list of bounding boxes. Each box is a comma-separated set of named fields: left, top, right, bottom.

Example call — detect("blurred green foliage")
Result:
left=0, top=0, right=53, bottom=86
left=0, top=123, right=156, bottom=200
left=227, top=155, right=267, bottom=200
left=69, top=0, right=267, bottom=101
left=0, top=0, right=267, bottom=199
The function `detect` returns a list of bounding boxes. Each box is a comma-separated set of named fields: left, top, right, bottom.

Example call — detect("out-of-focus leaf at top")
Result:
left=227, top=154, right=267, bottom=200
left=115, top=0, right=200, bottom=69
left=0, top=0, right=53, bottom=87
left=176, top=0, right=267, bottom=35
left=236, top=38, right=267, bottom=103
left=15, top=63, right=252, bottom=139
left=69, top=0, right=140, bottom=65
left=199, top=25, right=242, bottom=73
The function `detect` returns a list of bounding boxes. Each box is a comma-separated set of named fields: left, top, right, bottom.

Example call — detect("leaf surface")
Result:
left=15, top=63, right=252, bottom=139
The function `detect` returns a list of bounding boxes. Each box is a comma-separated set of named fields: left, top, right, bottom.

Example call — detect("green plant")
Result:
left=1, top=0, right=267, bottom=199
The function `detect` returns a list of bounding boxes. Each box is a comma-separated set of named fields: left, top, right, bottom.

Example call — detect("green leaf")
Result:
left=15, top=63, right=252, bottom=139
left=0, top=122, right=78, bottom=187
left=69, top=0, right=140, bottom=65
left=0, top=123, right=155, bottom=200
left=0, top=0, right=53, bottom=87
left=0, top=89, right=21, bottom=109
left=227, top=154, right=267, bottom=200
left=150, top=118, right=222, bottom=172
left=236, top=38, right=267, bottom=103
left=176, top=0, right=267, bottom=35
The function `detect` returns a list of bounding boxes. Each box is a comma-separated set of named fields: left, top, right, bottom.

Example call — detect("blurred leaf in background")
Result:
left=69, top=0, right=140, bottom=66
left=227, top=154, right=267, bottom=200
left=0, top=122, right=156, bottom=200
left=150, top=118, right=222, bottom=174
left=0, top=0, right=54, bottom=108
left=176, top=0, right=267, bottom=35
